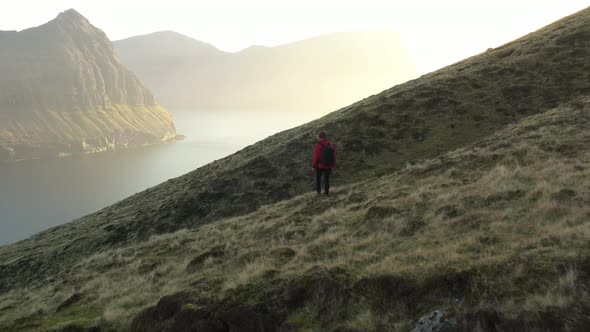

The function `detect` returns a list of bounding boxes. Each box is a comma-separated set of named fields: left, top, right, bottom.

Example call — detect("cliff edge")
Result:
left=0, top=9, right=176, bottom=161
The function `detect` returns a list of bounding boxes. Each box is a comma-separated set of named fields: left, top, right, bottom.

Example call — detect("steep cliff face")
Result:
left=0, top=9, right=176, bottom=161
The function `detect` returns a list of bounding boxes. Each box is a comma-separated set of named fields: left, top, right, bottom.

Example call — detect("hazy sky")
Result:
left=1, top=1, right=588, bottom=74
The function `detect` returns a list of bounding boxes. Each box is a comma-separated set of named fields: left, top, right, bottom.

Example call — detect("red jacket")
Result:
left=312, top=139, right=336, bottom=169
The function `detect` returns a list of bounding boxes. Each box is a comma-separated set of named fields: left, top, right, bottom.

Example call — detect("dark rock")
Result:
left=131, top=292, right=280, bottom=332
left=130, top=292, right=209, bottom=332
left=410, top=309, right=459, bottom=332
left=217, top=306, right=276, bottom=332
left=130, top=292, right=199, bottom=331
left=130, top=306, right=164, bottom=332
left=170, top=305, right=225, bottom=332
left=156, top=292, right=194, bottom=320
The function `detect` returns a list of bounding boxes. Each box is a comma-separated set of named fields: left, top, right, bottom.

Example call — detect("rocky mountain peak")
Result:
left=55, top=8, right=88, bottom=23
left=0, top=9, right=175, bottom=162
left=51, top=8, right=98, bottom=37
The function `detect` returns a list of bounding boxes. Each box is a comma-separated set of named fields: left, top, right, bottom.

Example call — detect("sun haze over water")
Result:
left=1, top=0, right=588, bottom=74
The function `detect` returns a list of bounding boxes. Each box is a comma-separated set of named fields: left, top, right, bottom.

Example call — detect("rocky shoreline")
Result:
left=0, top=130, right=179, bottom=163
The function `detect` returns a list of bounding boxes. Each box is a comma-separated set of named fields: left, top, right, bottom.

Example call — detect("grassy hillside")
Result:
left=1, top=97, right=588, bottom=331
left=3, top=4, right=586, bottom=261
left=0, top=6, right=589, bottom=332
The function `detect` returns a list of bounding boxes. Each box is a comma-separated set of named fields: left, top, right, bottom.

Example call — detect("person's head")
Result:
left=318, top=131, right=327, bottom=140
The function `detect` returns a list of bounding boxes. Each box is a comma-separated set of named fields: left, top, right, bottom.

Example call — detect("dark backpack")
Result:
left=319, top=144, right=334, bottom=166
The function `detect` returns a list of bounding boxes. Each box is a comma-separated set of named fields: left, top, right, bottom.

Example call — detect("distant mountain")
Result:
left=113, top=30, right=418, bottom=112
left=0, top=9, right=176, bottom=162
left=113, top=30, right=221, bottom=58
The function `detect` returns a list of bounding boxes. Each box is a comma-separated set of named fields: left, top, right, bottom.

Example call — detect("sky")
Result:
left=1, top=0, right=588, bottom=74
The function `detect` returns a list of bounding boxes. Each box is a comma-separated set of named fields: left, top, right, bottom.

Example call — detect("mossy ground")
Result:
left=6, top=306, right=103, bottom=332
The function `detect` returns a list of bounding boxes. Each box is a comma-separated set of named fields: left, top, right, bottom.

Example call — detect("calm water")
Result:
left=0, top=110, right=319, bottom=245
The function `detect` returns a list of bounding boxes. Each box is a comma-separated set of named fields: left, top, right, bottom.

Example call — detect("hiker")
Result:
left=312, top=131, right=336, bottom=196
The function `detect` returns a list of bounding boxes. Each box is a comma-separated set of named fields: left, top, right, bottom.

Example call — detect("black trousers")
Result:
left=315, top=168, right=332, bottom=194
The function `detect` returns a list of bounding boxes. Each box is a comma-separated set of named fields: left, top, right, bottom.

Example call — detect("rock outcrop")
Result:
left=410, top=310, right=459, bottom=332
left=0, top=9, right=176, bottom=161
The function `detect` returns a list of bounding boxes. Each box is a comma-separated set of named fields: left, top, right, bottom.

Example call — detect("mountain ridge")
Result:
left=0, top=9, right=176, bottom=162
left=113, top=29, right=419, bottom=111
left=114, top=30, right=222, bottom=59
